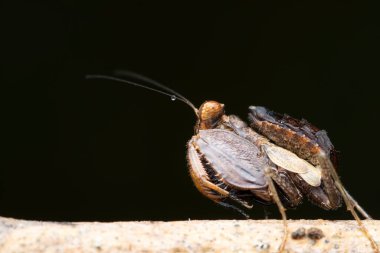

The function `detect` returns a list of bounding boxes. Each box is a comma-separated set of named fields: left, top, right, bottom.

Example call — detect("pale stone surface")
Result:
left=0, top=217, right=379, bottom=253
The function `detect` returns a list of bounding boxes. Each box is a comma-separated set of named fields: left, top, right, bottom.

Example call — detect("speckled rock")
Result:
left=0, top=217, right=379, bottom=253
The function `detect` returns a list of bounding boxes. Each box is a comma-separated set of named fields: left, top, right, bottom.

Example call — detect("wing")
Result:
left=264, top=144, right=321, bottom=187
left=248, top=105, right=338, bottom=168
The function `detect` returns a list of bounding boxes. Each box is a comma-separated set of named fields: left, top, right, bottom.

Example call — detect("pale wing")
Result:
left=264, top=144, right=309, bottom=173
left=298, top=165, right=321, bottom=187
left=264, top=144, right=321, bottom=186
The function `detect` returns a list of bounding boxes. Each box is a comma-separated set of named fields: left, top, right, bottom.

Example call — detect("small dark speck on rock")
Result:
left=291, top=227, right=306, bottom=240
left=307, top=227, right=324, bottom=240
left=255, top=242, right=270, bottom=250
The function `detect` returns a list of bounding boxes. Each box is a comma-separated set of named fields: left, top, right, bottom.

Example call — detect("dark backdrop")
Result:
left=2, top=1, right=379, bottom=222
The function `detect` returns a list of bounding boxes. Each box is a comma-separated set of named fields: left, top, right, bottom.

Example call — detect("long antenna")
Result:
left=85, top=74, right=198, bottom=115
left=114, top=70, right=197, bottom=114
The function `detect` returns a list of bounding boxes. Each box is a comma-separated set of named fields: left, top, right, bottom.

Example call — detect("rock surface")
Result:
left=0, top=217, right=379, bottom=253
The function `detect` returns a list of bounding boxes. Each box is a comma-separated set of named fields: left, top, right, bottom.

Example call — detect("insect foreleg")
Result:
left=217, top=202, right=250, bottom=219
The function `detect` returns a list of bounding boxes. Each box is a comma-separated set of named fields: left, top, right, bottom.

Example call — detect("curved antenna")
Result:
left=114, top=70, right=197, bottom=114
left=85, top=74, right=198, bottom=115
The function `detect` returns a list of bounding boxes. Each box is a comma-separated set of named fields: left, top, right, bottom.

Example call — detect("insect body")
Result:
left=187, top=101, right=335, bottom=252
left=86, top=73, right=378, bottom=253
left=249, top=106, right=342, bottom=210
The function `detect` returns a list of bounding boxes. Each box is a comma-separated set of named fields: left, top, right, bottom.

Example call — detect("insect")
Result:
left=86, top=72, right=378, bottom=253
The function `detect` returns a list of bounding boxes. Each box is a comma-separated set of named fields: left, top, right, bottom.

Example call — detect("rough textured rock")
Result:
left=0, top=217, right=379, bottom=253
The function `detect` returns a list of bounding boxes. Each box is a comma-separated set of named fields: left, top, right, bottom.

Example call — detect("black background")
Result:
left=2, top=1, right=379, bottom=222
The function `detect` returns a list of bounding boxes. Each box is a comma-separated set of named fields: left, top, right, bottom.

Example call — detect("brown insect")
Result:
left=86, top=72, right=378, bottom=253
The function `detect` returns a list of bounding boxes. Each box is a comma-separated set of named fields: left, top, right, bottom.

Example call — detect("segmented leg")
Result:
left=265, top=167, right=288, bottom=253
left=262, top=207, right=269, bottom=219
left=249, top=106, right=378, bottom=252
left=187, top=140, right=253, bottom=210
left=217, top=201, right=250, bottom=218
left=317, top=153, right=379, bottom=253
left=345, top=189, right=372, bottom=219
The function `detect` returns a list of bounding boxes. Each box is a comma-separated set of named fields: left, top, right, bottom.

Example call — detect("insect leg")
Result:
left=317, top=153, right=379, bottom=253
left=262, top=207, right=269, bottom=219
left=187, top=142, right=253, bottom=209
left=217, top=201, right=250, bottom=219
left=264, top=167, right=288, bottom=253
left=188, top=143, right=229, bottom=199
left=344, top=189, right=372, bottom=219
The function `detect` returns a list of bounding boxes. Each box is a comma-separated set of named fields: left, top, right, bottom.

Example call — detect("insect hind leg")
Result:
left=317, top=152, right=379, bottom=253
left=344, top=189, right=372, bottom=219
